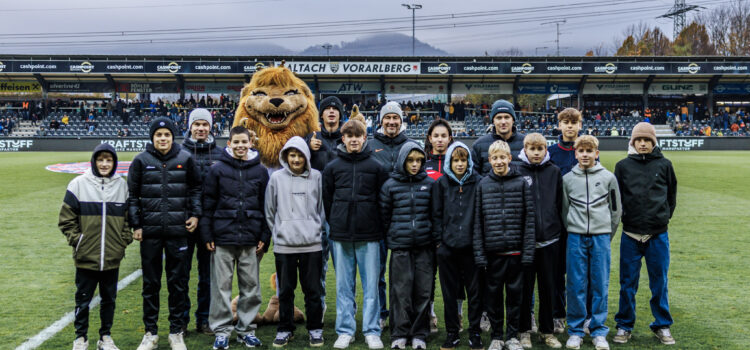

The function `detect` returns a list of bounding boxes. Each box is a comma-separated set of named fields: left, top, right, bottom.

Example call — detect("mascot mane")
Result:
left=232, top=64, right=319, bottom=167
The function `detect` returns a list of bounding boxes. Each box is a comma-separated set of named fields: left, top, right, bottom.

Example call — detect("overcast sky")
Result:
left=0, top=0, right=722, bottom=56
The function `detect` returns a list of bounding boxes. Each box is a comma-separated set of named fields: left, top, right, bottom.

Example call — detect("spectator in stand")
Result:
left=50, top=119, right=60, bottom=130
left=117, top=129, right=125, bottom=138
left=62, top=114, right=69, bottom=125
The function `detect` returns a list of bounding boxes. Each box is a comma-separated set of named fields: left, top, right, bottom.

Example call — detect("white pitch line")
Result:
left=15, top=269, right=143, bottom=350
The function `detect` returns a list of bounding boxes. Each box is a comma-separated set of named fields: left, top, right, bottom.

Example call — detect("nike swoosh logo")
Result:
left=375, top=149, right=384, bottom=152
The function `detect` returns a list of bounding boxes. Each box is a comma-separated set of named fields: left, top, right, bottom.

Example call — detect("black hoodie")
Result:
left=614, top=147, right=677, bottom=236
left=369, top=131, right=413, bottom=173
left=379, top=142, right=437, bottom=250
left=517, top=149, right=564, bottom=245
left=91, top=143, right=118, bottom=178
left=470, top=126, right=526, bottom=176
left=182, top=135, right=224, bottom=181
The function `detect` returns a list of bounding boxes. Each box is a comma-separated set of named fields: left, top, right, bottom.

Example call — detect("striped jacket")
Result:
left=59, top=169, right=132, bottom=271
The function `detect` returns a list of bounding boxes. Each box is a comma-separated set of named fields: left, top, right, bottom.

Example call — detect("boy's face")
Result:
left=404, top=150, right=425, bottom=176
left=190, top=120, right=211, bottom=141
left=524, top=144, right=547, bottom=164
left=95, top=152, right=114, bottom=177
left=153, top=128, right=173, bottom=153
left=286, top=149, right=306, bottom=174
left=342, top=133, right=366, bottom=153
left=493, top=113, right=514, bottom=136
left=489, top=151, right=511, bottom=176
left=558, top=118, right=582, bottom=141
left=575, top=147, right=599, bottom=169
left=227, top=133, right=251, bottom=159
left=633, top=137, right=655, bottom=154
left=323, top=106, right=340, bottom=126
left=428, top=125, right=451, bottom=154
left=450, top=154, right=468, bottom=178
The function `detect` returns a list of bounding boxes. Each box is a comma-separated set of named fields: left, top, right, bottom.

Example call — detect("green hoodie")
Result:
left=562, top=162, right=622, bottom=237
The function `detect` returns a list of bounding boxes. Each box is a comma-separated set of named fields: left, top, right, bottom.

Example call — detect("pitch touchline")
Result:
left=15, top=269, right=143, bottom=350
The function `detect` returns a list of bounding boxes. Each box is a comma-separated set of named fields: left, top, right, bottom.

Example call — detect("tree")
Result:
left=672, top=22, right=716, bottom=55
left=697, top=0, right=750, bottom=56
left=636, top=28, right=672, bottom=55
left=616, top=35, right=638, bottom=56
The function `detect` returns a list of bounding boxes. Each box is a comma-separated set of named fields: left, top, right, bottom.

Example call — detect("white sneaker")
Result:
left=488, top=339, right=504, bottom=350
left=505, top=338, right=523, bottom=350
left=519, top=332, right=532, bottom=349
left=365, top=335, right=384, bottom=349
left=136, top=332, right=159, bottom=350
left=565, top=335, right=582, bottom=349
left=654, top=328, right=676, bottom=345
left=390, top=338, right=407, bottom=349
left=583, top=319, right=591, bottom=335
left=592, top=336, right=609, bottom=350
left=73, top=337, right=89, bottom=350
left=333, top=334, right=353, bottom=349
left=411, top=338, right=427, bottom=349
left=531, top=312, right=538, bottom=334
left=168, top=333, right=187, bottom=350
left=97, top=335, right=120, bottom=350
left=612, top=329, right=631, bottom=344
left=480, top=312, right=491, bottom=333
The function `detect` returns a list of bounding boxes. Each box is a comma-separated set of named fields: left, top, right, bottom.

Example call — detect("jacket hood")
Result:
left=91, top=143, right=118, bottom=178
left=336, top=139, right=372, bottom=161
left=182, top=134, right=217, bottom=152
left=279, top=136, right=311, bottom=176
left=571, top=161, right=605, bottom=175
left=518, top=147, right=551, bottom=166
left=221, top=145, right=260, bottom=168
left=443, top=142, right=475, bottom=185
left=393, top=141, right=427, bottom=181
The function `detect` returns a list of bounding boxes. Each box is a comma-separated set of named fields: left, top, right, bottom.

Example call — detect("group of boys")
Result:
left=59, top=97, right=677, bottom=350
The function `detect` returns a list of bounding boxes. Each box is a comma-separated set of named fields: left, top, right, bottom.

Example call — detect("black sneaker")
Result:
left=309, top=329, right=324, bottom=347
left=440, top=332, right=460, bottom=350
left=273, top=331, right=293, bottom=347
left=469, top=332, right=484, bottom=350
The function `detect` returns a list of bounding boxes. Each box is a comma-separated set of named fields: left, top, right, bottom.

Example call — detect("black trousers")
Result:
left=141, top=237, right=189, bottom=334
left=74, top=268, right=119, bottom=340
left=485, top=254, right=523, bottom=341
left=389, top=247, right=434, bottom=340
left=182, top=233, right=211, bottom=326
left=553, top=231, right=567, bottom=319
left=520, top=242, right=559, bottom=334
left=437, top=245, right=482, bottom=334
left=275, top=251, right=324, bottom=332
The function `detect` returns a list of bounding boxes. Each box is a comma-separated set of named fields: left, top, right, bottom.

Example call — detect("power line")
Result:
left=0, top=0, right=282, bottom=12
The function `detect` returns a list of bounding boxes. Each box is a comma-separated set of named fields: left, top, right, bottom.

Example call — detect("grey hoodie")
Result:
left=562, top=162, right=622, bottom=237
left=265, top=136, right=326, bottom=254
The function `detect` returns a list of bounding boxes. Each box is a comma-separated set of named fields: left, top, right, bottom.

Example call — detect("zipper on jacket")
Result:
left=100, top=178, right=106, bottom=271
left=585, top=171, right=590, bottom=234
left=75, top=234, right=84, bottom=253
left=533, top=171, right=541, bottom=239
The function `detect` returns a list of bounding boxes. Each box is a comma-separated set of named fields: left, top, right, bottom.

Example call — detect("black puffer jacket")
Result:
left=369, top=131, right=413, bottom=173
left=127, top=143, right=202, bottom=239
left=614, top=147, right=677, bottom=235
left=323, top=143, right=389, bottom=242
left=305, top=127, right=342, bottom=171
left=431, top=142, right=481, bottom=250
left=518, top=150, right=564, bottom=244
left=200, top=149, right=270, bottom=247
left=473, top=166, right=536, bottom=267
left=470, top=126, right=526, bottom=175
left=182, top=136, right=224, bottom=181
left=379, top=142, right=437, bottom=250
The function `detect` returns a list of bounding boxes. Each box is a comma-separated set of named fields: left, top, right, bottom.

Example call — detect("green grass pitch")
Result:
left=1, top=151, right=748, bottom=349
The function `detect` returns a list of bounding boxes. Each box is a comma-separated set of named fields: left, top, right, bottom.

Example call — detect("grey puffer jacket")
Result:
left=379, top=142, right=437, bottom=250
left=473, top=166, right=536, bottom=267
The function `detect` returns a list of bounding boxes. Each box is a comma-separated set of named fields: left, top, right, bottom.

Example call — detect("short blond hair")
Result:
left=523, top=133, right=547, bottom=148
left=574, top=135, right=599, bottom=150
left=488, top=140, right=511, bottom=156
left=558, top=108, right=582, bottom=124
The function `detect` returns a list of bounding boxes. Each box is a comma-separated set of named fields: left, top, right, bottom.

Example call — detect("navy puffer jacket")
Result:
left=379, top=142, right=437, bottom=250
left=199, top=148, right=270, bottom=247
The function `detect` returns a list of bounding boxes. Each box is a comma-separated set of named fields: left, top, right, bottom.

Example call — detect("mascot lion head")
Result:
left=232, top=65, right=319, bottom=168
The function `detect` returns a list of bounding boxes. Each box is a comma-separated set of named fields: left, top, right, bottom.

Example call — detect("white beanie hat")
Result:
left=188, top=108, right=212, bottom=129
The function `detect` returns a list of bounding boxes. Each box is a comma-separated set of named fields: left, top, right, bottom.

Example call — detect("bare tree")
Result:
left=697, top=0, right=750, bottom=55
left=494, top=47, right=525, bottom=56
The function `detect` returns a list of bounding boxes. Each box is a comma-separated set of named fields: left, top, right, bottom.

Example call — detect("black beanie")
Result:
left=319, top=96, right=344, bottom=122
left=90, top=143, right=118, bottom=178
left=149, top=117, right=178, bottom=141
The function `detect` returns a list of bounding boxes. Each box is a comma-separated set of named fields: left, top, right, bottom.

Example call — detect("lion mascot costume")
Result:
left=232, top=63, right=320, bottom=168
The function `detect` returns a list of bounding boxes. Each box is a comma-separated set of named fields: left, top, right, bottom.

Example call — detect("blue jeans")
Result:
left=332, top=240, right=382, bottom=336
left=615, top=233, right=673, bottom=331
left=566, top=233, right=610, bottom=337
left=379, top=240, right=389, bottom=320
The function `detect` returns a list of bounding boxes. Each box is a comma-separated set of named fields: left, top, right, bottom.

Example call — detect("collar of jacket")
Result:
left=571, top=162, right=605, bottom=175
left=490, top=125, right=519, bottom=141
left=146, top=142, right=182, bottom=161
left=83, top=168, right=121, bottom=187
left=518, top=147, right=551, bottom=169
left=374, top=130, right=409, bottom=146
left=220, top=147, right=260, bottom=168
left=319, top=126, right=342, bottom=140
left=488, top=165, right=521, bottom=182
left=627, top=145, right=664, bottom=161
left=182, top=134, right=216, bottom=152
left=336, top=141, right=373, bottom=161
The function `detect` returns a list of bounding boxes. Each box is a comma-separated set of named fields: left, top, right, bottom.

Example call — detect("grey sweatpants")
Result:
left=209, top=245, right=262, bottom=337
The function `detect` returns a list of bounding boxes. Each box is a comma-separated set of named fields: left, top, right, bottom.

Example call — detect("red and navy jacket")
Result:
left=425, top=153, right=446, bottom=181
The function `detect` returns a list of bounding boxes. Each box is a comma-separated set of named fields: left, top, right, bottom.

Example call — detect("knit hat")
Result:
left=378, top=101, right=404, bottom=124
left=149, top=117, right=178, bottom=141
left=630, top=122, right=657, bottom=146
left=188, top=108, right=212, bottom=130
left=319, top=96, right=344, bottom=119
left=490, top=99, right=516, bottom=120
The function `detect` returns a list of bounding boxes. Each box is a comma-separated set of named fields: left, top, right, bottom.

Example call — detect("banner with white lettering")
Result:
left=582, top=83, right=643, bottom=95
left=318, top=82, right=381, bottom=94
left=452, top=83, right=513, bottom=94
left=279, top=61, right=420, bottom=75
left=184, top=82, right=245, bottom=94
